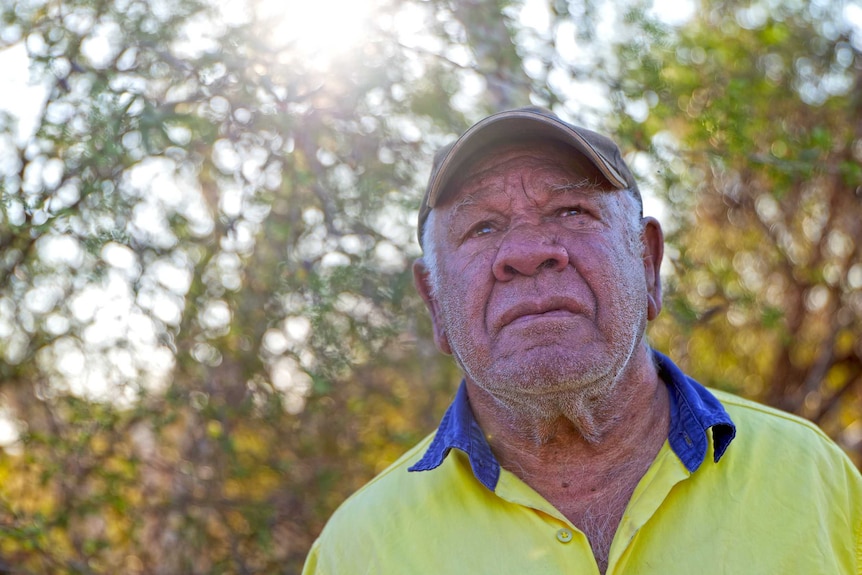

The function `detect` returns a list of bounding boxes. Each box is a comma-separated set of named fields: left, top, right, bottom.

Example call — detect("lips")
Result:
left=495, top=296, right=586, bottom=330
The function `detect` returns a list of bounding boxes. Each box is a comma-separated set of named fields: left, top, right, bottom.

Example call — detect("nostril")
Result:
left=492, top=235, right=570, bottom=279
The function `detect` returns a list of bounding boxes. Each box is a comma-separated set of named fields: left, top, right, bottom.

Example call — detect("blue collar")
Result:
left=408, top=350, right=736, bottom=491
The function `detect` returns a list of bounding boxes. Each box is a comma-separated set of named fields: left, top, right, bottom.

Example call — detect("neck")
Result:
left=464, top=345, right=670, bottom=574
left=466, top=345, right=669, bottom=458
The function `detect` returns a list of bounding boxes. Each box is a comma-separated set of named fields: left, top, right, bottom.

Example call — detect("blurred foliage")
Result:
left=613, top=0, right=862, bottom=465
left=0, top=0, right=860, bottom=572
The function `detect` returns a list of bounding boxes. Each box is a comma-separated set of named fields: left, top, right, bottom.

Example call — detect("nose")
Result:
left=492, top=226, right=570, bottom=281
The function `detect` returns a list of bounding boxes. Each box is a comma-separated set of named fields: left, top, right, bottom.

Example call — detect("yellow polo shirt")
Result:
left=303, top=353, right=862, bottom=574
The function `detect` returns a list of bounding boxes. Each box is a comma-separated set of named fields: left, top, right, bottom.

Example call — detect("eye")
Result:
left=470, top=221, right=496, bottom=237
left=557, top=206, right=584, bottom=217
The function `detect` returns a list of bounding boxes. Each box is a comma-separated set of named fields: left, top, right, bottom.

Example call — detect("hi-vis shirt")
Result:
left=303, top=352, right=862, bottom=574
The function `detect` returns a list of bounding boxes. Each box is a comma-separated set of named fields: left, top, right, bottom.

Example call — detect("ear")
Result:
left=413, top=258, right=452, bottom=355
left=641, top=217, right=664, bottom=321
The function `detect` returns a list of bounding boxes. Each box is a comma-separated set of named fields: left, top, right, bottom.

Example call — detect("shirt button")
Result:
left=556, top=528, right=573, bottom=543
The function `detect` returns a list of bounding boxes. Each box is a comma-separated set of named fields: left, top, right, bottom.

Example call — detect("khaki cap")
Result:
left=417, top=106, right=641, bottom=247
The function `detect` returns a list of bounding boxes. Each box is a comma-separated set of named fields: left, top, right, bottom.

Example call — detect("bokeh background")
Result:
left=1, top=0, right=861, bottom=572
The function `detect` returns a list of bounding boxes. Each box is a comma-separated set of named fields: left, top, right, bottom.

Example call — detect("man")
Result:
left=302, top=107, right=862, bottom=574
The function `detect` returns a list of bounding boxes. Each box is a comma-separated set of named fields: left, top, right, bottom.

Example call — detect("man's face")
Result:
left=415, top=140, right=663, bottom=413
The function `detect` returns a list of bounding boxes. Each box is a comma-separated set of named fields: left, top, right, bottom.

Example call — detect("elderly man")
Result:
left=303, top=107, right=862, bottom=574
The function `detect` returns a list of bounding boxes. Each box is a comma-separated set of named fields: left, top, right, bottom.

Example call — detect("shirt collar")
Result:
left=654, top=350, right=736, bottom=472
left=408, top=382, right=501, bottom=491
left=408, top=350, right=736, bottom=490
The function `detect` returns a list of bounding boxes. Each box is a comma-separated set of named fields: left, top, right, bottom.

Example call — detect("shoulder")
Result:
left=303, top=431, right=482, bottom=574
left=709, top=388, right=861, bottom=491
left=713, top=389, right=822, bottom=427
left=711, top=388, right=835, bottom=444
left=304, top=433, right=436, bottom=562
left=327, top=432, right=437, bottom=521
left=702, top=389, right=862, bottom=570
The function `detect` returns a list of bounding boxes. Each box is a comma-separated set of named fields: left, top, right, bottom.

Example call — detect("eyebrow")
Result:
left=444, top=192, right=498, bottom=234
left=449, top=176, right=607, bottom=216
left=549, top=177, right=609, bottom=192
left=451, top=193, right=479, bottom=212
left=550, top=178, right=591, bottom=192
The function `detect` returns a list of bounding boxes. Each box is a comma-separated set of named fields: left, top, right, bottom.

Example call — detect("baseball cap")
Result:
left=417, top=106, right=641, bottom=247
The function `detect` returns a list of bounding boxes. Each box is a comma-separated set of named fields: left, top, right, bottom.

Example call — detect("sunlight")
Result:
left=649, top=0, right=695, bottom=26
left=258, top=0, right=381, bottom=67
left=0, top=43, right=48, bottom=144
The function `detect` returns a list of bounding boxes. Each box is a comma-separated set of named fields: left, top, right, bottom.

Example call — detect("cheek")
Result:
left=447, top=245, right=496, bottom=285
left=577, top=238, right=645, bottom=303
left=437, top=253, right=494, bottom=318
left=607, top=248, right=650, bottom=320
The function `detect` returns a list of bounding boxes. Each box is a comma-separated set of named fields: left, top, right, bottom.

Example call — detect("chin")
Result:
left=472, top=349, right=619, bottom=401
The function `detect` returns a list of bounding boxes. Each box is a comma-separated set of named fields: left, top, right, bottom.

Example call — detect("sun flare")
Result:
left=259, top=0, right=381, bottom=66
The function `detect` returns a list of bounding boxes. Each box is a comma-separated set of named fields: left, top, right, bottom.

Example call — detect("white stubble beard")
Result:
left=435, top=270, right=648, bottom=444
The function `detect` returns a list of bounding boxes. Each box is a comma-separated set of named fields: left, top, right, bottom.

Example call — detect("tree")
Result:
left=613, top=0, right=862, bottom=465
left=0, top=0, right=860, bottom=571
left=0, top=0, right=538, bottom=571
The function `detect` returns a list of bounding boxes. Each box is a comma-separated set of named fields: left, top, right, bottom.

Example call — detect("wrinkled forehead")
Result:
left=439, top=138, right=614, bottom=207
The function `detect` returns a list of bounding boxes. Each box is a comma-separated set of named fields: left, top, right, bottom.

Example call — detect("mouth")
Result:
left=497, top=297, right=584, bottom=329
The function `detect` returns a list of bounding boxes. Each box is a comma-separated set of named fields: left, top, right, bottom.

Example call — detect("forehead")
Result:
left=442, top=139, right=609, bottom=203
